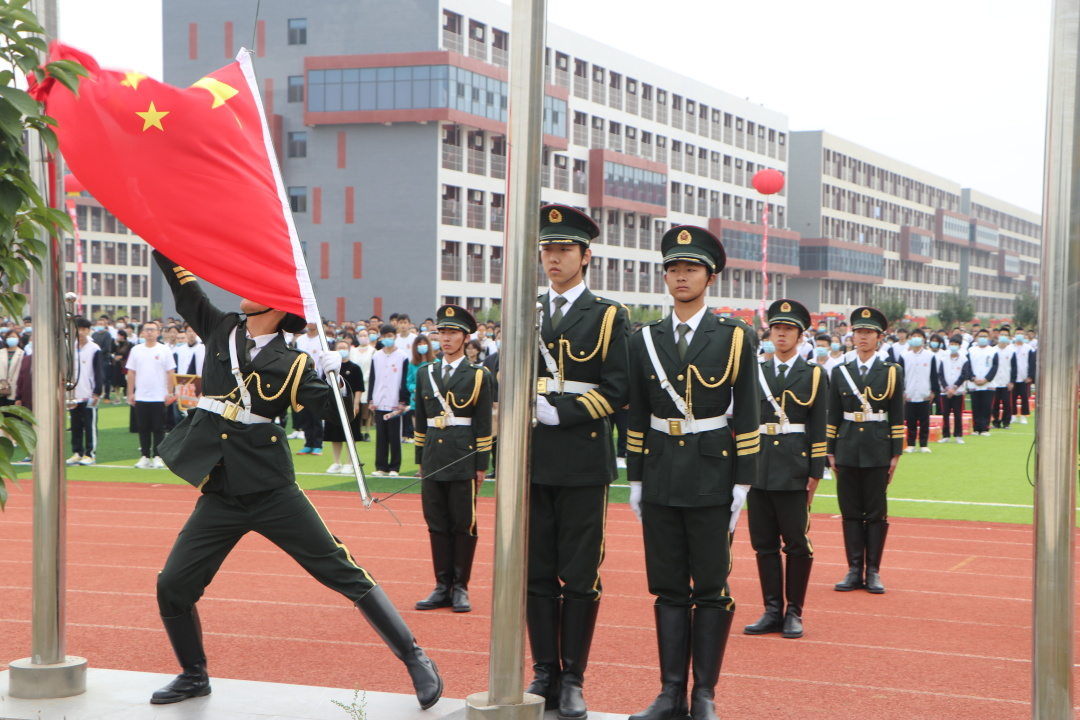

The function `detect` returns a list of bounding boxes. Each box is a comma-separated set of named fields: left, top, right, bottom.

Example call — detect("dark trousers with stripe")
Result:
left=1012, top=381, right=1031, bottom=416
left=69, top=401, right=98, bottom=456
left=421, top=477, right=477, bottom=536
left=904, top=401, right=931, bottom=447
left=835, top=465, right=889, bottom=523
left=157, top=481, right=376, bottom=617
left=941, top=394, right=965, bottom=438
left=527, top=483, right=607, bottom=601
left=970, top=390, right=994, bottom=433
left=747, top=488, right=812, bottom=558
left=641, top=501, right=733, bottom=609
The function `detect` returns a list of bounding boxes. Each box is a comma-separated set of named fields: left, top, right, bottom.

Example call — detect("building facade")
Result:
left=787, top=130, right=1041, bottom=318
left=162, top=0, right=794, bottom=322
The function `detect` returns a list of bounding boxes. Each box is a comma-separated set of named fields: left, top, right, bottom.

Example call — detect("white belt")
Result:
left=759, top=423, right=806, bottom=435
left=427, top=416, right=473, bottom=428
left=843, top=411, right=887, bottom=422
left=197, top=397, right=273, bottom=424
left=538, top=379, right=599, bottom=395
left=650, top=414, right=728, bottom=436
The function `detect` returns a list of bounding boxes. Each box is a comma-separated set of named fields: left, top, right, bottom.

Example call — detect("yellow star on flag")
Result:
left=136, top=101, right=169, bottom=131
left=191, top=77, right=239, bottom=109
left=121, top=72, right=148, bottom=89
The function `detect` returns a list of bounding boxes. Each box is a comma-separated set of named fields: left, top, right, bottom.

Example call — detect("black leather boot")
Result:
left=743, top=553, right=784, bottom=635
left=834, top=520, right=866, bottom=591
left=629, top=605, right=691, bottom=720
left=783, top=555, right=813, bottom=638
left=150, top=608, right=211, bottom=704
left=558, top=598, right=600, bottom=720
left=416, top=532, right=454, bottom=610
left=688, top=606, right=734, bottom=720
left=525, top=596, right=561, bottom=709
left=864, top=521, right=889, bottom=594
left=355, top=586, right=442, bottom=709
left=451, top=534, right=478, bottom=613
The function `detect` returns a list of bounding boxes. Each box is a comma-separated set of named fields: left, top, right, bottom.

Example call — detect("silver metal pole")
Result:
left=9, top=0, right=88, bottom=698
left=314, top=323, right=371, bottom=508
left=465, top=0, right=546, bottom=716
left=1033, top=0, right=1080, bottom=716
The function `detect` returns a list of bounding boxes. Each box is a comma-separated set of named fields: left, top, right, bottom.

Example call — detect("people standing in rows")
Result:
left=828, top=307, right=904, bottom=595
left=527, top=205, right=630, bottom=720
left=413, top=305, right=493, bottom=614
left=92, top=315, right=115, bottom=402
left=1010, top=333, right=1036, bottom=425
left=937, top=336, right=972, bottom=444
left=405, top=333, right=437, bottom=444
left=111, top=328, right=132, bottom=403
left=0, top=328, right=24, bottom=408
left=989, top=328, right=1015, bottom=430
left=323, top=339, right=365, bottom=475
left=174, top=326, right=205, bottom=377
left=627, top=225, right=758, bottom=720
left=126, top=320, right=176, bottom=469
left=66, top=317, right=105, bottom=466
left=293, top=323, right=326, bottom=455
left=350, top=333, right=376, bottom=442
left=744, top=299, right=826, bottom=642
left=368, top=323, right=410, bottom=478
left=897, top=329, right=938, bottom=454
left=966, top=329, right=999, bottom=436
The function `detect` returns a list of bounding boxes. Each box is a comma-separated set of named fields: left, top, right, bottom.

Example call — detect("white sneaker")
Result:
left=326, top=463, right=343, bottom=474
left=616, top=457, right=627, bottom=469
left=152, top=456, right=166, bottom=469
left=388, top=471, right=399, bottom=477
left=955, top=438, right=966, bottom=444
left=338, top=464, right=354, bottom=475
left=981, top=431, right=992, bottom=437
left=288, top=431, right=305, bottom=440
left=370, top=470, right=387, bottom=477
left=66, top=453, right=82, bottom=465
left=920, top=447, right=931, bottom=453
left=904, top=447, right=914, bottom=453
left=1020, top=417, right=1028, bottom=425
left=78, top=455, right=95, bottom=465
left=134, top=456, right=153, bottom=469
left=823, top=467, right=832, bottom=480
left=938, top=437, right=951, bottom=443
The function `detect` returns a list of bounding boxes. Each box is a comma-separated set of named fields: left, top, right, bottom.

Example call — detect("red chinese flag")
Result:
left=29, top=43, right=317, bottom=320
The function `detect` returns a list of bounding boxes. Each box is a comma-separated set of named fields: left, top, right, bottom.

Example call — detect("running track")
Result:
left=0, top=481, right=1074, bottom=719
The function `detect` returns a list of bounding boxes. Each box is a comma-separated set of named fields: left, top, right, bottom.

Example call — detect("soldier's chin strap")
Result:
left=240, top=307, right=274, bottom=320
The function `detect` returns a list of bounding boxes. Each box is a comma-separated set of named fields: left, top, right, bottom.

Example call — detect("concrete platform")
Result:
left=0, top=668, right=626, bottom=720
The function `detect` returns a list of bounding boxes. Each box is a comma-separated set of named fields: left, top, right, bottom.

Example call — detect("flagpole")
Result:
left=315, top=323, right=372, bottom=509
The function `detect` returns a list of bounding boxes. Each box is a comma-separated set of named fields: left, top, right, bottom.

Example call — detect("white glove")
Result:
left=535, top=395, right=560, bottom=426
left=729, top=484, right=750, bottom=533
left=629, top=481, right=643, bottom=522
left=316, top=349, right=342, bottom=377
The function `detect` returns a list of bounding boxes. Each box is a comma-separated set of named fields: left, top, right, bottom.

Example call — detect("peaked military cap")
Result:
left=767, top=299, right=811, bottom=332
left=850, top=306, right=887, bottom=333
left=539, top=204, right=599, bottom=247
left=435, top=304, right=477, bottom=334
left=660, top=225, right=726, bottom=273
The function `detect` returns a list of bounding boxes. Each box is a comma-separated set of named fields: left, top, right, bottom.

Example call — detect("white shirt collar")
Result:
left=671, top=305, right=707, bottom=335
left=246, top=331, right=278, bottom=351
left=858, top=355, right=877, bottom=373
left=549, top=280, right=587, bottom=312
left=774, top=354, right=797, bottom=376
left=442, top=355, right=466, bottom=374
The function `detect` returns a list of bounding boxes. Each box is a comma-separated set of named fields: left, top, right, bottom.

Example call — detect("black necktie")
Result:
left=552, top=296, right=568, bottom=329
left=443, top=362, right=452, bottom=385
left=860, top=365, right=868, bottom=380
left=244, top=338, right=256, bottom=366
left=777, top=363, right=787, bottom=383
left=676, top=323, right=690, bottom=361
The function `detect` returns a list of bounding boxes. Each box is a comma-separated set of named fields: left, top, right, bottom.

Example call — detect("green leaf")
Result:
left=36, top=124, right=56, bottom=154
left=0, top=178, right=23, bottom=217
left=1, top=405, right=35, bottom=423
left=0, top=479, right=7, bottom=510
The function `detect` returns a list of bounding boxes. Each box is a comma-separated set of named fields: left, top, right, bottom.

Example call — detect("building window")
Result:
left=287, top=131, right=307, bottom=158
left=287, top=18, right=307, bottom=45
left=288, top=75, right=304, bottom=103
left=288, top=186, right=307, bottom=213
left=441, top=240, right=461, bottom=281
left=118, top=243, right=127, bottom=265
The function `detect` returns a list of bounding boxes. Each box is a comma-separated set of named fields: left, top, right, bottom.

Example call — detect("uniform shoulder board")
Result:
left=593, top=295, right=622, bottom=308
left=471, top=362, right=484, bottom=369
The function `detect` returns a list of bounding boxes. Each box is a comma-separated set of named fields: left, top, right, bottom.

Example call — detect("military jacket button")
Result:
left=221, top=433, right=228, bottom=440
left=548, top=343, right=555, bottom=349
left=591, top=432, right=597, bottom=438
left=677, top=374, right=684, bottom=381
left=678, top=440, right=685, bottom=447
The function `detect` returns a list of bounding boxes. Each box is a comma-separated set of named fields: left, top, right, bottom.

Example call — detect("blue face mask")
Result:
left=908, top=337, right=923, bottom=348
left=762, top=341, right=775, bottom=354
left=930, top=341, right=940, bottom=349
left=416, top=344, right=429, bottom=355
left=378, top=338, right=393, bottom=349
left=977, top=337, right=989, bottom=347
left=949, top=345, right=960, bottom=355
left=430, top=340, right=441, bottom=353
left=814, top=346, right=828, bottom=357
left=5, top=337, right=17, bottom=348
left=830, top=342, right=841, bottom=352
left=338, top=349, right=349, bottom=359
left=368, top=333, right=378, bottom=342
left=138, top=337, right=146, bottom=345
left=998, top=337, right=1009, bottom=346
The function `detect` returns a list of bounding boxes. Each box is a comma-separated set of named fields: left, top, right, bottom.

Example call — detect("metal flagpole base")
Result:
left=8, top=656, right=87, bottom=699
left=465, top=691, right=545, bottom=719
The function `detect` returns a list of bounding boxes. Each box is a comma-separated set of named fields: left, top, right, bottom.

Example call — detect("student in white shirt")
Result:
left=350, top=334, right=377, bottom=441
left=896, top=329, right=938, bottom=452
left=966, top=329, right=999, bottom=435
left=989, top=331, right=1015, bottom=430
left=126, top=320, right=177, bottom=468
left=1010, top=335, right=1036, bottom=424
left=937, top=336, right=972, bottom=443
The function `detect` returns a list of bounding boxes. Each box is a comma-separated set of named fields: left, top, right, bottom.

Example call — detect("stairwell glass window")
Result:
left=287, top=132, right=307, bottom=158
left=288, top=187, right=307, bottom=213
left=288, top=19, right=307, bottom=45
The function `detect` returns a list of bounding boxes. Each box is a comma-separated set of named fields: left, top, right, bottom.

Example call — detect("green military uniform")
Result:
left=744, top=299, right=828, bottom=641
left=526, top=204, right=630, bottom=720
left=413, top=304, right=493, bottom=613
left=827, top=306, right=905, bottom=596
left=150, top=252, right=441, bottom=710
left=626, top=226, right=760, bottom=720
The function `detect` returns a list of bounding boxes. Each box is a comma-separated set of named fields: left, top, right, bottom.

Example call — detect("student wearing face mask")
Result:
left=369, top=324, right=410, bottom=477
left=937, top=336, right=972, bottom=444
left=989, top=327, right=1016, bottom=430
left=323, top=340, right=365, bottom=474
left=896, top=329, right=939, bottom=453
left=759, top=332, right=775, bottom=363
left=1010, top=334, right=1036, bottom=425
left=0, top=329, right=24, bottom=408
left=350, top=333, right=376, bottom=442
left=966, top=329, right=998, bottom=435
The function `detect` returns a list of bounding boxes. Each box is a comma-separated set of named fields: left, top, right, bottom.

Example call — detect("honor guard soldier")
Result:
left=528, top=204, right=630, bottom=720
left=743, top=299, right=826, bottom=640
left=413, top=304, right=494, bottom=614
left=627, top=226, right=760, bottom=720
left=827, top=306, right=904, bottom=595
left=150, top=253, right=441, bottom=709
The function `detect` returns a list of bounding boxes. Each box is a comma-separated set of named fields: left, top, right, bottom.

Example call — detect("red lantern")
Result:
left=752, top=168, right=785, bottom=195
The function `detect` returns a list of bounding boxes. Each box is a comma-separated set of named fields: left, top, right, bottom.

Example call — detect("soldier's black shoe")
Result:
left=416, top=532, right=454, bottom=610
left=558, top=598, right=600, bottom=720
left=356, top=586, right=442, bottom=709
left=744, top=554, right=784, bottom=634
left=451, top=534, right=478, bottom=613
left=151, top=609, right=211, bottom=704
left=834, top=520, right=865, bottom=591
left=629, top=605, right=691, bottom=720
left=783, top=555, right=813, bottom=639
left=525, top=596, right=561, bottom=709
left=688, top=607, right=734, bottom=720
left=864, top=520, right=888, bottom=594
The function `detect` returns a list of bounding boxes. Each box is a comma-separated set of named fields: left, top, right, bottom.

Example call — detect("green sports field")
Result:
left=12, top=403, right=1062, bottom=525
